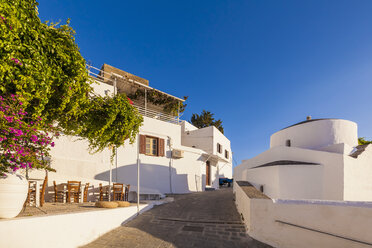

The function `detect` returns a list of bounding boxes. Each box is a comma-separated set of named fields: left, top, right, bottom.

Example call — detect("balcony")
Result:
left=133, top=103, right=181, bottom=124
left=87, top=64, right=184, bottom=124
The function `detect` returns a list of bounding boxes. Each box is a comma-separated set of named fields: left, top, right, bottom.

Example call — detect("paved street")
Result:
left=82, top=188, right=272, bottom=248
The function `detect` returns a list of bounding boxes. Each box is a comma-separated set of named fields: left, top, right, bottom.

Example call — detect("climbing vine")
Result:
left=75, top=93, right=143, bottom=160
left=128, top=88, right=187, bottom=115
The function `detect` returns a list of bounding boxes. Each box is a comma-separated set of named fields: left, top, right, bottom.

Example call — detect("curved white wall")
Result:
left=270, top=119, right=358, bottom=150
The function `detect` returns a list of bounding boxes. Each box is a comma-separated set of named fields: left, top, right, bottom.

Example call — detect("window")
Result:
left=146, top=137, right=158, bottom=156
left=225, top=150, right=229, bottom=159
left=139, top=135, right=165, bottom=157
left=217, top=143, right=222, bottom=153
left=286, top=139, right=291, bottom=147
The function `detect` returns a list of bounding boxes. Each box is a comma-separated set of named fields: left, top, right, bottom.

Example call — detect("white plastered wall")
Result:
left=181, top=125, right=214, bottom=153
left=343, top=146, right=372, bottom=201
left=234, top=146, right=344, bottom=200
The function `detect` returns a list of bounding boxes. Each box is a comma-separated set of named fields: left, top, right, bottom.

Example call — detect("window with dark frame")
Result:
left=146, top=136, right=158, bottom=156
left=139, top=135, right=165, bottom=157
left=217, top=143, right=222, bottom=153
left=286, top=139, right=291, bottom=147
left=225, top=150, right=229, bottom=159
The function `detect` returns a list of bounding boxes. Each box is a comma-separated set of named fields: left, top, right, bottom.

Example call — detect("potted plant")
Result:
left=0, top=95, right=56, bottom=218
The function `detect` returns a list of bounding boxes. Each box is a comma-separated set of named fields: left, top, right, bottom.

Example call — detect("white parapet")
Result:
left=234, top=181, right=372, bottom=248
left=0, top=204, right=152, bottom=248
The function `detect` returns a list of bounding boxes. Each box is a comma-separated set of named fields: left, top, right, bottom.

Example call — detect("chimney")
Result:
left=306, top=116, right=312, bottom=121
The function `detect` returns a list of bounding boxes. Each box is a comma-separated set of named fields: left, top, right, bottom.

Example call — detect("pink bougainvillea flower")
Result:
left=10, top=58, right=22, bottom=66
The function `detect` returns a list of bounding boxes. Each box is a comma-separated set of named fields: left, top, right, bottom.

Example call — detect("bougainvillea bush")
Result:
left=0, top=95, right=57, bottom=174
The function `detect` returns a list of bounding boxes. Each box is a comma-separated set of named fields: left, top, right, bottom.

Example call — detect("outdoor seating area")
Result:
left=25, top=178, right=131, bottom=209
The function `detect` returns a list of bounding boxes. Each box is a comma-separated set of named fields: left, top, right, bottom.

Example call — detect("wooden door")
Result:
left=206, top=161, right=211, bottom=186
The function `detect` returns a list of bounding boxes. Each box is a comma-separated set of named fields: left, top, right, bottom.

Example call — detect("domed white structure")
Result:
left=270, top=119, right=358, bottom=150
left=234, top=118, right=372, bottom=201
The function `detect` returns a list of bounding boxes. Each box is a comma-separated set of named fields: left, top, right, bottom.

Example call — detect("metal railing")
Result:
left=133, top=103, right=181, bottom=124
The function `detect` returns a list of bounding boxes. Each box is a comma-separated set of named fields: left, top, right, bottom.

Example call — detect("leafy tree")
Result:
left=0, top=0, right=91, bottom=130
left=191, top=110, right=224, bottom=134
left=0, top=0, right=143, bottom=170
left=358, top=137, right=372, bottom=145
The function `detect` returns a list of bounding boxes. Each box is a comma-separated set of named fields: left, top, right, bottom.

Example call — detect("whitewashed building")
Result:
left=29, top=64, right=233, bottom=200
left=234, top=117, right=372, bottom=201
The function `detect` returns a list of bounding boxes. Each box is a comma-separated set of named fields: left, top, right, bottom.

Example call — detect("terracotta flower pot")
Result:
left=0, top=173, right=28, bottom=218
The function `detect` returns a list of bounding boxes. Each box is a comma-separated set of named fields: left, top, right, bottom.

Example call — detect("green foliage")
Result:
left=77, top=94, right=143, bottom=160
left=0, top=0, right=143, bottom=167
left=0, top=0, right=91, bottom=131
left=191, top=110, right=224, bottom=134
left=358, top=137, right=372, bottom=145
left=128, top=88, right=187, bottom=115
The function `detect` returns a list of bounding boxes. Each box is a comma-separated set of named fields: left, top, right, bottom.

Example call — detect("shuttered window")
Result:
left=158, top=138, right=165, bottom=157
left=139, top=135, right=146, bottom=154
left=139, top=134, right=165, bottom=157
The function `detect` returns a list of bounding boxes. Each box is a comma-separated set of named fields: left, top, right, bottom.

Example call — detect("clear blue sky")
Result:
left=38, top=0, right=372, bottom=165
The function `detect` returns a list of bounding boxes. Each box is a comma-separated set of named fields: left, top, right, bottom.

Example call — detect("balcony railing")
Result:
left=133, top=103, right=181, bottom=124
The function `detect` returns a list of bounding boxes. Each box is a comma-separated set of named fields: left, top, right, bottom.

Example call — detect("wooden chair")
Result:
left=83, top=183, right=90, bottom=202
left=53, top=181, right=65, bottom=203
left=26, top=175, right=48, bottom=207
left=124, top=184, right=130, bottom=201
left=113, top=183, right=124, bottom=201
left=26, top=181, right=37, bottom=206
left=67, top=181, right=81, bottom=203
left=99, top=183, right=109, bottom=201
left=39, top=174, right=48, bottom=207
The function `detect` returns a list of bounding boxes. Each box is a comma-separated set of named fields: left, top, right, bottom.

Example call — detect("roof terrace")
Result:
left=87, top=64, right=185, bottom=124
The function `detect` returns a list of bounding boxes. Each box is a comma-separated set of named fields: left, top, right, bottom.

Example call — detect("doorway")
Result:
left=206, top=161, right=211, bottom=186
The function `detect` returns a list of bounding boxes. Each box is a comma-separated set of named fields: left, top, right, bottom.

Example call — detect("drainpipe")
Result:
left=144, top=88, right=147, bottom=116
left=177, top=102, right=180, bottom=124
left=136, top=134, right=140, bottom=215
left=109, top=148, right=112, bottom=201
left=114, top=78, right=118, bottom=183
left=168, top=136, right=173, bottom=194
